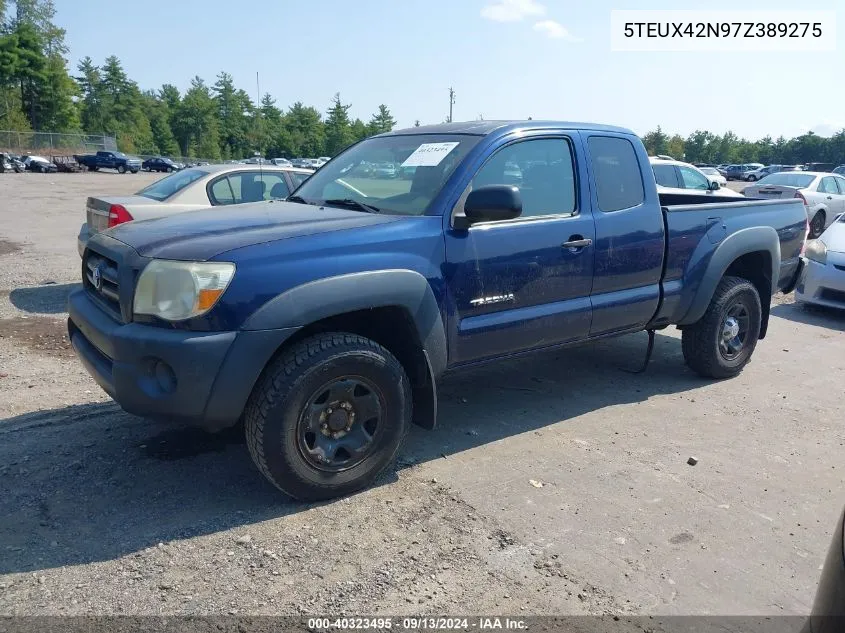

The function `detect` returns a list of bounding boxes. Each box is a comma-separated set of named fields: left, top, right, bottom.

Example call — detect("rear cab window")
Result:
left=587, top=136, right=644, bottom=212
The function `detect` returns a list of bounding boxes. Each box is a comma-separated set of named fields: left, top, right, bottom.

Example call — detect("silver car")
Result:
left=743, top=172, right=845, bottom=238
left=77, top=164, right=314, bottom=256
left=796, top=214, right=845, bottom=309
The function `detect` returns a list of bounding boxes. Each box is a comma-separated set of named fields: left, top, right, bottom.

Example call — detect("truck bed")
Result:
left=652, top=194, right=807, bottom=328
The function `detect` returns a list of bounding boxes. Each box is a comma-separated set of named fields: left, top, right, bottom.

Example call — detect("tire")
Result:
left=130, top=169, right=138, bottom=174
left=682, top=276, right=762, bottom=379
left=809, top=211, right=826, bottom=239
left=746, top=175, right=757, bottom=181
left=167, top=167, right=173, bottom=173
left=117, top=165, right=126, bottom=174
left=244, top=332, right=411, bottom=501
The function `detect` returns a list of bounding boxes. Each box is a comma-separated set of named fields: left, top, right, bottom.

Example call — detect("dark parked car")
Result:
left=69, top=120, right=806, bottom=501
left=21, top=155, right=58, bottom=173
left=142, top=157, right=180, bottom=173
left=74, top=151, right=141, bottom=174
left=724, top=164, right=746, bottom=180
left=833, top=165, right=845, bottom=176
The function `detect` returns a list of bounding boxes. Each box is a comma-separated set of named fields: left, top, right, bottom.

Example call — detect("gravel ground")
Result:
left=0, top=171, right=843, bottom=620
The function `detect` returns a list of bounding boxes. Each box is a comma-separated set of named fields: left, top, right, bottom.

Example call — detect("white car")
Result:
left=77, top=164, right=314, bottom=256
left=796, top=214, right=845, bottom=309
left=743, top=172, right=845, bottom=238
left=698, top=166, right=727, bottom=186
left=649, top=157, right=743, bottom=198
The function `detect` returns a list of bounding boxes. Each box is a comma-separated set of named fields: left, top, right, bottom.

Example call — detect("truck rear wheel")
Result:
left=244, top=332, right=411, bottom=501
left=682, top=276, right=761, bottom=379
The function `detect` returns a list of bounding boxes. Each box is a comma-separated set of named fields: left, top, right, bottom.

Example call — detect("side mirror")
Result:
left=709, top=180, right=721, bottom=191
left=461, top=185, right=523, bottom=227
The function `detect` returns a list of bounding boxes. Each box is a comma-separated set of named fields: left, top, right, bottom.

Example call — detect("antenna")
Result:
left=448, top=87, right=455, bottom=123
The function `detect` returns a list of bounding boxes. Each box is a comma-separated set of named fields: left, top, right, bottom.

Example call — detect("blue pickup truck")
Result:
left=74, top=150, right=142, bottom=174
left=68, top=120, right=807, bottom=500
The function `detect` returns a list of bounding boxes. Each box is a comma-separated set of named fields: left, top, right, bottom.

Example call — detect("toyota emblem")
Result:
left=92, top=266, right=102, bottom=290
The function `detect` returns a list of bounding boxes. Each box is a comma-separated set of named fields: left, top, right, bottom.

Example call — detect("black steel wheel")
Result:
left=682, top=276, right=762, bottom=379
left=296, top=376, right=384, bottom=472
left=244, top=332, right=411, bottom=500
left=810, top=212, right=826, bottom=239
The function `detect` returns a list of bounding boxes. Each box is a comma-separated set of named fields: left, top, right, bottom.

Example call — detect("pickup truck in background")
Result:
left=74, top=150, right=142, bottom=174
left=68, top=120, right=807, bottom=501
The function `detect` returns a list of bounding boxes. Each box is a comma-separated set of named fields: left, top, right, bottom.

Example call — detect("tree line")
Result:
left=642, top=126, right=845, bottom=166
left=2, top=1, right=844, bottom=164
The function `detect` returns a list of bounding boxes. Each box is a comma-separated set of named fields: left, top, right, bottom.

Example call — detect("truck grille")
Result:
left=84, top=251, right=122, bottom=319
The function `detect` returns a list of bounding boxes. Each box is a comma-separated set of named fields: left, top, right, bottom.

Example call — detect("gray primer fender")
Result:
left=242, top=269, right=448, bottom=379
left=678, top=226, right=780, bottom=326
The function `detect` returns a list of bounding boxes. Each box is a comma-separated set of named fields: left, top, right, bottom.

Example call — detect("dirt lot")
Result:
left=0, top=171, right=844, bottom=619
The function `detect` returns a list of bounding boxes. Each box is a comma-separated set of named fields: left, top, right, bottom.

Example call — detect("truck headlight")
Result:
left=805, top=239, right=827, bottom=265
left=133, top=260, right=235, bottom=321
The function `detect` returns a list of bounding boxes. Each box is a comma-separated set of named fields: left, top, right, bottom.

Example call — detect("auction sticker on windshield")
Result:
left=401, top=142, right=460, bottom=167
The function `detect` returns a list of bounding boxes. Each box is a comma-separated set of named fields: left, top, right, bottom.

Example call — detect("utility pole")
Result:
left=255, top=72, right=261, bottom=157
left=448, top=87, right=456, bottom=123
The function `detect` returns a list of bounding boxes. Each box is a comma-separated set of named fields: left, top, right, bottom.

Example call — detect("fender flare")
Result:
left=243, top=270, right=446, bottom=374
left=678, top=226, right=780, bottom=326
left=242, top=270, right=446, bottom=430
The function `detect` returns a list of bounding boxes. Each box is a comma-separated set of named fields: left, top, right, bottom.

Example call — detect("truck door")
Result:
left=582, top=134, right=665, bottom=336
left=443, top=133, right=595, bottom=365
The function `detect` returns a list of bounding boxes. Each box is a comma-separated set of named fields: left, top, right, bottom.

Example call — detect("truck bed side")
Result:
left=651, top=196, right=806, bottom=332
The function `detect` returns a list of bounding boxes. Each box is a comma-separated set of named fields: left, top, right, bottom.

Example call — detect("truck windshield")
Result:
left=758, top=173, right=815, bottom=188
left=290, top=134, right=481, bottom=215
left=136, top=168, right=207, bottom=201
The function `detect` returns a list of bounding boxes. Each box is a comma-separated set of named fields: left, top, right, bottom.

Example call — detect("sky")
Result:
left=53, top=0, right=843, bottom=140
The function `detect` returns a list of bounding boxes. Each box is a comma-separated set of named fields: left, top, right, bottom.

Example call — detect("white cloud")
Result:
left=480, top=0, right=545, bottom=23
left=809, top=122, right=845, bottom=137
left=533, top=19, right=580, bottom=41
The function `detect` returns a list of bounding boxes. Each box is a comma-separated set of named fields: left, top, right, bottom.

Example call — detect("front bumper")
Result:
left=68, top=289, right=299, bottom=431
left=795, top=252, right=845, bottom=310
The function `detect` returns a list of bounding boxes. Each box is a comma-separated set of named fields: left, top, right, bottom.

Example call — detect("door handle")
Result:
left=562, top=237, right=593, bottom=250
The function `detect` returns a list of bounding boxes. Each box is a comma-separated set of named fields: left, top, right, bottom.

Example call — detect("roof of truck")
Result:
left=382, top=120, right=634, bottom=137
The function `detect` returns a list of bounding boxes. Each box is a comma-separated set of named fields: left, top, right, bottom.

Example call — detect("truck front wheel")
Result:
left=682, top=276, right=761, bottom=379
left=117, top=165, right=126, bottom=174
left=244, top=332, right=411, bottom=500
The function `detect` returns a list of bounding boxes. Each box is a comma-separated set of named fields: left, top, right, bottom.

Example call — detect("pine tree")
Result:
left=324, top=92, right=353, bottom=156
left=367, top=104, right=395, bottom=135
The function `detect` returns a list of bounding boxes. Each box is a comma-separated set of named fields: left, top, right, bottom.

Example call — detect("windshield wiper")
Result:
left=286, top=194, right=316, bottom=205
left=323, top=198, right=381, bottom=214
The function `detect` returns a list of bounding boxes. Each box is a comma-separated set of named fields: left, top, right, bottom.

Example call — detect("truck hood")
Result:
left=102, top=200, right=401, bottom=260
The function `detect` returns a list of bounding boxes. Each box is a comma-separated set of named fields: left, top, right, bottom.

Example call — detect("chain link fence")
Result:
left=1, top=131, right=233, bottom=166
left=0, top=131, right=118, bottom=154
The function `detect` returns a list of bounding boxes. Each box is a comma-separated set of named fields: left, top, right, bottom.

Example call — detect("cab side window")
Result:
left=470, top=138, right=576, bottom=219
left=587, top=136, right=644, bottom=212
